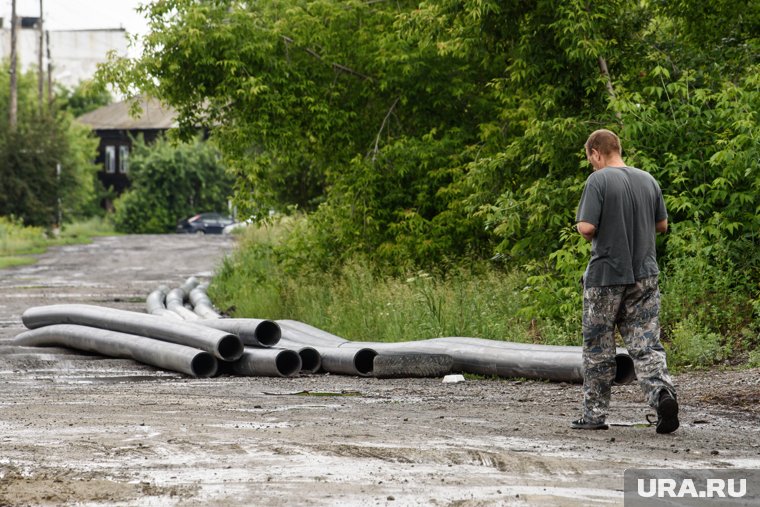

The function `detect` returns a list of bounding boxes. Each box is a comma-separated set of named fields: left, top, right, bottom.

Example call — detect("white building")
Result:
left=0, top=17, right=127, bottom=89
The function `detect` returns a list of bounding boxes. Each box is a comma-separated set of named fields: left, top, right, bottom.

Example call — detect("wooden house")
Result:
left=77, top=96, right=176, bottom=208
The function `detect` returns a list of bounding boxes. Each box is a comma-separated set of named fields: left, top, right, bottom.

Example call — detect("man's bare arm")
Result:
left=577, top=221, right=596, bottom=242
left=656, top=218, right=668, bottom=234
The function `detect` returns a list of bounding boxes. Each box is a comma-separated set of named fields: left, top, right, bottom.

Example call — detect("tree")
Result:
left=56, top=79, right=112, bottom=118
left=0, top=64, right=101, bottom=226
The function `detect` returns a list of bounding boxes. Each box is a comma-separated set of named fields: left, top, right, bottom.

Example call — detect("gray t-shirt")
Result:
left=576, top=166, right=667, bottom=287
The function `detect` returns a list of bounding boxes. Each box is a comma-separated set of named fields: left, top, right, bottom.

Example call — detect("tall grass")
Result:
left=0, top=216, right=117, bottom=269
left=0, top=217, right=49, bottom=256
left=59, top=216, right=119, bottom=240
left=211, top=218, right=559, bottom=345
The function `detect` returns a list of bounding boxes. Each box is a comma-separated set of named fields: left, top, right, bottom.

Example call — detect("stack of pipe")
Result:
left=15, top=276, right=636, bottom=384
left=13, top=304, right=243, bottom=378
left=146, top=279, right=306, bottom=377
left=13, top=277, right=293, bottom=379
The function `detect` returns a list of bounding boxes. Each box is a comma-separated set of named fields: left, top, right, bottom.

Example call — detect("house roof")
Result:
left=76, top=96, right=177, bottom=130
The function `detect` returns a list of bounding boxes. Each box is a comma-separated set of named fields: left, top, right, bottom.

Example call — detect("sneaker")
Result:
left=571, top=418, right=609, bottom=430
left=656, top=390, right=679, bottom=434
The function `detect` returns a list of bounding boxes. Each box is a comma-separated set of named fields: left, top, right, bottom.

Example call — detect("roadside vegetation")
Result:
left=0, top=216, right=116, bottom=269
left=96, top=0, right=758, bottom=370
left=212, top=216, right=533, bottom=345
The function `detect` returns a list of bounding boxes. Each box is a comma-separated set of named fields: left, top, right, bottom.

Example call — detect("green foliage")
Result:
left=303, top=130, right=489, bottom=271
left=749, top=349, right=760, bottom=369
left=0, top=216, right=48, bottom=256
left=108, top=0, right=760, bottom=367
left=112, top=136, right=233, bottom=233
left=660, top=223, right=754, bottom=335
left=101, top=0, right=496, bottom=234
left=667, top=315, right=730, bottom=369
left=56, top=80, right=112, bottom=118
left=518, top=227, right=590, bottom=344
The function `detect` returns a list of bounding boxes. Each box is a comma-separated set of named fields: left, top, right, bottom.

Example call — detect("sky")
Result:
left=4, top=0, right=151, bottom=36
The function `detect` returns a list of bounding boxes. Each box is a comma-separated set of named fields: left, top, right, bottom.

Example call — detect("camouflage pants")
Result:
left=582, top=276, right=676, bottom=423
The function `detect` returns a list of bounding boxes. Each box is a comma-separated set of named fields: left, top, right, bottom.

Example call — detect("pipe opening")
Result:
left=275, top=350, right=302, bottom=377
left=255, top=320, right=282, bottom=347
left=298, top=347, right=321, bottom=373
left=613, top=353, right=636, bottom=385
left=217, top=335, right=244, bottom=361
left=353, top=348, right=378, bottom=376
left=191, top=352, right=218, bottom=378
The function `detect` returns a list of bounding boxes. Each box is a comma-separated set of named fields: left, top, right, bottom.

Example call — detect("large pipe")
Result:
left=166, top=288, right=200, bottom=321
left=180, top=276, right=200, bottom=296
left=277, top=320, right=347, bottom=347
left=223, top=346, right=302, bottom=377
left=278, top=337, right=376, bottom=376
left=435, top=337, right=635, bottom=384
left=436, top=336, right=626, bottom=355
left=146, top=287, right=183, bottom=320
left=21, top=304, right=244, bottom=361
left=373, top=353, right=454, bottom=379
left=210, top=316, right=635, bottom=383
left=189, top=286, right=222, bottom=319
left=13, top=324, right=218, bottom=378
left=193, top=318, right=281, bottom=347
left=337, top=338, right=634, bottom=384
left=321, top=346, right=377, bottom=377
left=274, top=320, right=633, bottom=382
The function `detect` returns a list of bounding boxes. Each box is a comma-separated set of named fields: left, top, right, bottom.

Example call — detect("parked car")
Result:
left=176, top=213, right=234, bottom=234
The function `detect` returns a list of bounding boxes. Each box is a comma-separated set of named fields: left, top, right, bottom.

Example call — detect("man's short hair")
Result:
left=585, top=129, right=622, bottom=156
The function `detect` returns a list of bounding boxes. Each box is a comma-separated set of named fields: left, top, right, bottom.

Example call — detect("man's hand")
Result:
left=577, top=221, right=596, bottom=242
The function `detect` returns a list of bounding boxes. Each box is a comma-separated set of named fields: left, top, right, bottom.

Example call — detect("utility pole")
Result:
left=9, top=0, right=19, bottom=130
left=56, top=163, right=62, bottom=229
left=46, top=30, right=53, bottom=106
left=38, top=0, right=45, bottom=111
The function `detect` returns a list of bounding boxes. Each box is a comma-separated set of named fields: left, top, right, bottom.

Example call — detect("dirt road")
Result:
left=1, top=235, right=758, bottom=506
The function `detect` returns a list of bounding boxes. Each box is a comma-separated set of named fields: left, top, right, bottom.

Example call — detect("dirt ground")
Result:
left=1, top=235, right=758, bottom=506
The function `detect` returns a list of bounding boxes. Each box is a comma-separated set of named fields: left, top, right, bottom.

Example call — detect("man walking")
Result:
left=572, top=129, right=679, bottom=434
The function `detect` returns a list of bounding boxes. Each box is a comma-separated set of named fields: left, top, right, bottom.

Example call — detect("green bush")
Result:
left=659, top=222, right=756, bottom=358
left=0, top=65, right=102, bottom=227
left=113, top=136, right=233, bottom=233
left=667, top=316, right=730, bottom=369
left=748, top=349, right=760, bottom=369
